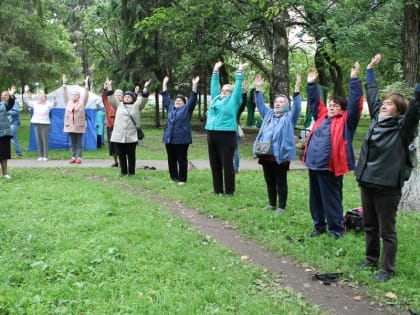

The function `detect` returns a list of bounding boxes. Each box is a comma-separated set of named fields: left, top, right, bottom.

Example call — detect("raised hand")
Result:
left=192, top=76, right=200, bottom=85
left=295, top=74, right=302, bottom=92
left=307, top=68, right=318, bottom=83
left=62, top=74, right=67, bottom=85
left=367, top=54, right=381, bottom=69
left=144, top=79, right=151, bottom=89
left=163, top=76, right=169, bottom=85
left=214, top=61, right=223, bottom=71
left=255, top=74, right=264, bottom=91
left=238, top=63, right=249, bottom=71
left=351, top=61, right=360, bottom=78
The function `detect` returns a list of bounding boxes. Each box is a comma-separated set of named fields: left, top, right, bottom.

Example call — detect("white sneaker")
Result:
left=178, top=181, right=186, bottom=186
left=37, top=157, right=43, bottom=161
left=42, top=157, right=48, bottom=161
left=3, top=174, right=12, bottom=179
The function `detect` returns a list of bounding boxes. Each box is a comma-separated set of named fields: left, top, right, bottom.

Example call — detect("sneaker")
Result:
left=355, top=261, right=378, bottom=269
left=373, top=270, right=394, bottom=282
left=178, top=181, right=186, bottom=186
left=69, top=158, right=76, bottom=164
left=37, top=157, right=43, bottom=161
left=42, top=157, right=48, bottom=161
left=3, top=174, right=12, bottom=179
left=275, top=208, right=285, bottom=215
left=309, top=229, right=326, bottom=237
left=262, top=205, right=275, bottom=211
left=76, top=158, right=82, bottom=164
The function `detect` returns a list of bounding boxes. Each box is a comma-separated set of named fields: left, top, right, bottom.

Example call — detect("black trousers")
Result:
left=117, top=142, right=137, bottom=175
left=260, top=160, right=290, bottom=209
left=165, top=143, right=189, bottom=182
left=360, top=185, right=401, bottom=274
left=207, top=131, right=236, bottom=194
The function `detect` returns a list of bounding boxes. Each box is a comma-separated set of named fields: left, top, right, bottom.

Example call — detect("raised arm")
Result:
left=306, top=69, right=326, bottom=120
left=210, top=61, right=223, bottom=99
left=254, top=74, right=270, bottom=118
left=365, top=54, right=382, bottom=118
left=62, top=74, right=69, bottom=104
left=135, top=79, right=151, bottom=111
left=81, top=75, right=90, bottom=106
left=187, top=76, right=200, bottom=113
left=161, top=76, right=172, bottom=110
left=347, top=61, right=363, bottom=128
left=290, top=74, right=302, bottom=126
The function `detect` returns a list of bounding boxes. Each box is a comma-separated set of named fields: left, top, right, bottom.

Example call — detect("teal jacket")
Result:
left=205, top=71, right=243, bottom=131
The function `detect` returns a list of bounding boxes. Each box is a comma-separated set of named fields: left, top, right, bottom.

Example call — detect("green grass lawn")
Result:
left=3, top=112, right=418, bottom=314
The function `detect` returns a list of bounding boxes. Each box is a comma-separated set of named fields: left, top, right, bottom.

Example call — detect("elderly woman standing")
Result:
left=110, top=79, right=151, bottom=176
left=205, top=61, right=248, bottom=196
left=62, top=75, right=89, bottom=164
left=161, top=75, right=199, bottom=185
left=355, top=54, right=420, bottom=282
left=0, top=88, right=16, bottom=179
left=253, top=74, right=302, bottom=215
left=24, top=87, right=56, bottom=161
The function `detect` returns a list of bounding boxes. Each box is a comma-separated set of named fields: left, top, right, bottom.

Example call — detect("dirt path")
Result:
left=149, top=196, right=408, bottom=315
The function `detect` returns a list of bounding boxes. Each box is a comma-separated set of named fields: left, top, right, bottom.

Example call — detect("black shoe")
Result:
left=111, top=163, right=119, bottom=167
left=328, top=231, right=343, bottom=239
left=356, top=261, right=377, bottom=269
left=373, top=270, right=394, bottom=282
left=309, top=229, right=326, bottom=237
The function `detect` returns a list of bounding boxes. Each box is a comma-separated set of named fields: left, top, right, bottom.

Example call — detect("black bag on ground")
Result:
left=136, top=127, right=144, bottom=140
left=343, top=208, right=363, bottom=232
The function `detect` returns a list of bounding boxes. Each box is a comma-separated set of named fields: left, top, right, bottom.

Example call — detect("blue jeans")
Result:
left=10, top=123, right=22, bottom=156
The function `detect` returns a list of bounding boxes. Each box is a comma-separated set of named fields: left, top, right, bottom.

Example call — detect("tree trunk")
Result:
left=269, top=11, right=289, bottom=102
left=400, top=128, right=420, bottom=211
left=403, top=0, right=420, bottom=86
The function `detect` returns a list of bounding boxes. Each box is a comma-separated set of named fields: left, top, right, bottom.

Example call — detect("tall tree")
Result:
left=0, top=0, right=77, bottom=96
left=400, top=0, right=420, bottom=211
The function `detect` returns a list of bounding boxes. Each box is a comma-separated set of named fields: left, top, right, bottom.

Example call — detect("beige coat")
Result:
left=110, top=93, right=148, bottom=143
left=63, top=86, right=89, bottom=133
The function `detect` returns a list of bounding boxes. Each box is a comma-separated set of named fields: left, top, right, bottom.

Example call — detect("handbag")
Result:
left=136, top=126, right=144, bottom=140
left=124, top=104, right=144, bottom=141
left=255, top=141, right=272, bottom=156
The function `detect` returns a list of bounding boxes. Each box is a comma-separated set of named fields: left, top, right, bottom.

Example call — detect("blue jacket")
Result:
left=162, top=90, right=197, bottom=144
left=304, top=79, right=363, bottom=175
left=0, top=96, right=14, bottom=138
left=205, top=71, right=243, bottom=131
left=8, top=100, right=20, bottom=126
left=253, top=91, right=302, bottom=164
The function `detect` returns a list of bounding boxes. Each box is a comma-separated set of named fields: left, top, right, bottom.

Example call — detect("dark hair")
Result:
left=330, top=96, right=347, bottom=110
left=175, top=95, right=187, bottom=104
left=384, top=93, right=408, bottom=114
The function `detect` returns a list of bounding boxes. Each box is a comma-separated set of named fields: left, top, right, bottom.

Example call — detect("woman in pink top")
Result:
left=62, top=75, right=89, bottom=164
left=24, top=86, right=56, bottom=161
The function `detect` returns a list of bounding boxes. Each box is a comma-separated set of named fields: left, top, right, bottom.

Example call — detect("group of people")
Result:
left=1, top=54, right=419, bottom=283
left=202, top=55, right=419, bottom=283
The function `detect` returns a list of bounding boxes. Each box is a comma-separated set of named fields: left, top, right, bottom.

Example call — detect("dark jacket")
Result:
left=303, top=79, right=363, bottom=176
left=355, top=82, right=420, bottom=188
left=162, top=90, right=197, bottom=144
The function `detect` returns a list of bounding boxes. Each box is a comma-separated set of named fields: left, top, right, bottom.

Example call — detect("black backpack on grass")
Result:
left=343, top=208, right=363, bottom=233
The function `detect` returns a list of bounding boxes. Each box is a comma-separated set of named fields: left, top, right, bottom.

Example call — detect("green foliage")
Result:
left=0, top=0, right=78, bottom=90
